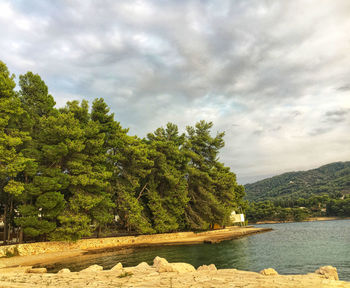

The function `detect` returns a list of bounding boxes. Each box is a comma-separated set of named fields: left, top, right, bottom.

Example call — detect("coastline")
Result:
left=1, top=228, right=349, bottom=287
left=0, top=257, right=349, bottom=288
left=253, top=216, right=350, bottom=225
left=0, top=226, right=271, bottom=268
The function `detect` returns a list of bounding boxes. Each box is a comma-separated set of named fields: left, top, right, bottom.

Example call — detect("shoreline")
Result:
left=0, top=226, right=271, bottom=268
left=0, top=257, right=349, bottom=288
left=253, top=216, right=350, bottom=225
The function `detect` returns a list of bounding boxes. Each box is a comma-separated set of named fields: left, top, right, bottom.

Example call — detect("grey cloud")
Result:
left=253, top=129, right=264, bottom=136
left=324, top=109, right=350, bottom=124
left=337, top=85, right=350, bottom=91
left=1, top=0, right=350, bottom=184
left=309, top=127, right=332, bottom=136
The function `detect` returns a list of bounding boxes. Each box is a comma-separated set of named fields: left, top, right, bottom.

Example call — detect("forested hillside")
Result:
left=0, top=60, right=245, bottom=243
left=245, top=162, right=350, bottom=201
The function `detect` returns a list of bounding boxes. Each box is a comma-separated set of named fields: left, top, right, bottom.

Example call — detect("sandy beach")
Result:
left=253, top=216, right=350, bottom=225
left=0, top=226, right=270, bottom=268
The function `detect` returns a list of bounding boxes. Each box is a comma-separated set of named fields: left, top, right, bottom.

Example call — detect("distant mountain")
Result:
left=244, top=161, right=350, bottom=201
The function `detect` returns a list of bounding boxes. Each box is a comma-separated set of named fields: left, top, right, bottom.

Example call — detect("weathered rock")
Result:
left=16, top=245, right=27, bottom=256
left=80, top=264, right=103, bottom=273
left=315, top=266, right=339, bottom=280
left=170, top=263, right=196, bottom=273
left=153, top=256, right=173, bottom=272
left=152, top=256, right=195, bottom=273
left=260, top=268, right=278, bottom=276
left=0, top=262, right=349, bottom=287
left=133, top=262, right=152, bottom=272
left=26, top=268, right=47, bottom=274
left=57, top=268, right=71, bottom=274
left=197, top=264, right=217, bottom=271
left=110, top=262, right=123, bottom=271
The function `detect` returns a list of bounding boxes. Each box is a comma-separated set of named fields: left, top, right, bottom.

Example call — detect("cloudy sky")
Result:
left=1, top=0, right=349, bottom=184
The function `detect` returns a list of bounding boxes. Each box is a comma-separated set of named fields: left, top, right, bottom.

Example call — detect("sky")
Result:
left=1, top=0, right=349, bottom=184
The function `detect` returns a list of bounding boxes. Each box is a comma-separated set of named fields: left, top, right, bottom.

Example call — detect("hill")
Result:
left=244, top=161, right=350, bottom=201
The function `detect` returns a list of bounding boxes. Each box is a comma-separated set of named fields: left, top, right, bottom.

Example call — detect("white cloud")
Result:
left=1, top=0, right=349, bottom=184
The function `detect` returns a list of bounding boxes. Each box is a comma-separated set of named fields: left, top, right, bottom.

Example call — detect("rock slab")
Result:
left=315, top=266, right=339, bottom=280
left=260, top=268, right=278, bottom=276
left=153, top=256, right=196, bottom=273
left=80, top=264, right=103, bottom=273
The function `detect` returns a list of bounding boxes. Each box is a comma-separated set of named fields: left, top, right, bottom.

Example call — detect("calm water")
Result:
left=43, top=220, right=350, bottom=280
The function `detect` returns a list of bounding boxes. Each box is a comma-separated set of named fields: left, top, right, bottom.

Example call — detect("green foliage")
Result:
left=184, top=121, right=245, bottom=230
left=144, top=123, right=189, bottom=232
left=0, top=60, right=247, bottom=242
left=327, top=197, right=350, bottom=217
left=50, top=213, right=91, bottom=241
left=0, top=61, right=32, bottom=244
left=114, top=135, right=154, bottom=234
left=245, top=162, right=350, bottom=201
left=246, top=193, right=350, bottom=223
left=245, top=201, right=310, bottom=223
left=245, top=162, right=350, bottom=223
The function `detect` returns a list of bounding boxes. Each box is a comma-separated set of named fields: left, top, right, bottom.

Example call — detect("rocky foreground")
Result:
left=0, top=257, right=349, bottom=288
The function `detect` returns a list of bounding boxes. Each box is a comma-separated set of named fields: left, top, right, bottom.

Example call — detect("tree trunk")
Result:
left=19, top=227, right=23, bottom=243
left=3, top=204, right=7, bottom=244
left=97, top=226, right=102, bottom=238
left=7, top=199, right=13, bottom=242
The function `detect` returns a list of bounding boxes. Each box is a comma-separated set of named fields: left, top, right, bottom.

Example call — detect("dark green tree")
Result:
left=90, top=98, right=121, bottom=236
left=0, top=61, right=31, bottom=243
left=15, top=72, right=61, bottom=241
left=184, top=121, right=244, bottom=229
left=51, top=101, right=112, bottom=240
left=113, top=133, right=154, bottom=234
left=144, top=123, right=189, bottom=233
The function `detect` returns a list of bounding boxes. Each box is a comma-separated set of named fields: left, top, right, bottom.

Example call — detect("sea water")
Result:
left=44, top=219, right=350, bottom=280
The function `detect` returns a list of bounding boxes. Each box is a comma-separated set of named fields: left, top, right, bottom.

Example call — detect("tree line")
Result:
left=0, top=60, right=245, bottom=243
left=245, top=161, right=350, bottom=201
left=245, top=193, right=350, bottom=223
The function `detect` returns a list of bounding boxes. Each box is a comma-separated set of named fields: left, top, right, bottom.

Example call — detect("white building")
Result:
left=230, top=211, right=245, bottom=224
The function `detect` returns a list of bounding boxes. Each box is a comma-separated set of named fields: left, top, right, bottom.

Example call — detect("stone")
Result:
left=110, top=262, right=123, bottom=271
left=133, top=262, right=152, bottom=272
left=315, top=266, right=339, bottom=280
left=57, top=268, right=71, bottom=274
left=153, top=256, right=196, bottom=273
left=197, top=264, right=217, bottom=271
left=170, top=263, right=196, bottom=273
left=16, top=245, right=27, bottom=256
left=80, top=264, right=103, bottom=273
left=153, top=256, right=173, bottom=273
left=260, top=268, right=278, bottom=276
left=26, top=268, right=47, bottom=274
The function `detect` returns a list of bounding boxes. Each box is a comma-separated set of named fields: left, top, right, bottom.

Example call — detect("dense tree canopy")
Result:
left=245, top=162, right=350, bottom=201
left=0, top=61, right=245, bottom=242
left=245, top=193, right=350, bottom=223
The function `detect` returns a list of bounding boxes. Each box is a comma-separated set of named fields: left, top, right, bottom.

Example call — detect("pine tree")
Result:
left=33, top=109, right=82, bottom=240
left=113, top=134, right=154, bottom=234
left=144, top=123, right=189, bottom=232
left=184, top=121, right=228, bottom=229
left=0, top=61, right=30, bottom=243
left=49, top=100, right=112, bottom=240
left=0, top=60, right=246, bottom=241
left=89, top=98, right=120, bottom=236
left=210, top=162, right=245, bottom=226
left=14, top=71, right=62, bottom=241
